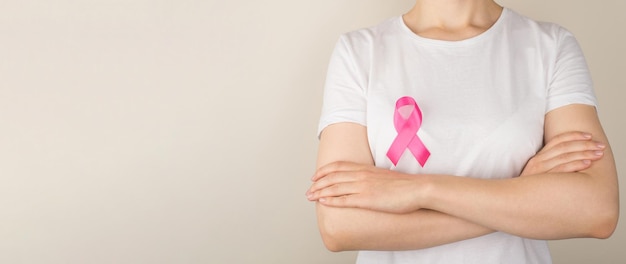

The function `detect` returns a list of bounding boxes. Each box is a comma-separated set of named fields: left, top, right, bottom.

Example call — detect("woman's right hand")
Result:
left=520, top=131, right=606, bottom=176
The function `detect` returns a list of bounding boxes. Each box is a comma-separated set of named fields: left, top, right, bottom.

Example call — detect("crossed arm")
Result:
left=306, top=104, right=619, bottom=252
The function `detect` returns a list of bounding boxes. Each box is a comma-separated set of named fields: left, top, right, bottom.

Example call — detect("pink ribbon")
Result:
left=386, top=96, right=430, bottom=167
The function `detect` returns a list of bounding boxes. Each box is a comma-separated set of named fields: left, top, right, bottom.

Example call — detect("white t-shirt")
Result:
left=317, top=8, right=597, bottom=264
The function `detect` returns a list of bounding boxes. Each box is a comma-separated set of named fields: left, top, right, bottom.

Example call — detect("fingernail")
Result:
left=597, top=143, right=606, bottom=149
left=583, top=133, right=592, bottom=139
left=583, top=160, right=591, bottom=165
left=595, top=151, right=604, bottom=156
left=311, top=174, right=318, bottom=181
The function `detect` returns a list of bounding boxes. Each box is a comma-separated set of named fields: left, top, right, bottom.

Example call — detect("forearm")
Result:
left=422, top=170, right=619, bottom=240
left=317, top=203, right=493, bottom=252
left=311, top=106, right=619, bottom=249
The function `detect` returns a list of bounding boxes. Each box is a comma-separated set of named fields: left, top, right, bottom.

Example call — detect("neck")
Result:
left=403, top=0, right=503, bottom=41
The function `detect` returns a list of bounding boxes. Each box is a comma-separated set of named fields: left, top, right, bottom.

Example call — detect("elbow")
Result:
left=587, top=199, right=619, bottom=239
left=320, top=229, right=346, bottom=252
left=580, top=170, right=620, bottom=239
left=318, top=215, right=350, bottom=252
left=589, top=210, right=619, bottom=239
left=316, top=204, right=352, bottom=252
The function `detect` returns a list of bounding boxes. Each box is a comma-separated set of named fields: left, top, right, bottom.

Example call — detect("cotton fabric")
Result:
left=318, top=7, right=597, bottom=264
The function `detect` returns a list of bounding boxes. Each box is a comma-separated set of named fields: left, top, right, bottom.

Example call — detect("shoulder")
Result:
left=503, top=8, right=577, bottom=46
left=328, top=17, right=403, bottom=73
left=336, top=17, right=403, bottom=52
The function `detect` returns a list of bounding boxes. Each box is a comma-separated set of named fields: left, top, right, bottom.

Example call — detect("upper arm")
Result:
left=543, top=28, right=618, bottom=222
left=544, top=104, right=619, bottom=235
left=316, top=122, right=374, bottom=169
left=314, top=122, right=373, bottom=251
left=544, top=104, right=615, bottom=176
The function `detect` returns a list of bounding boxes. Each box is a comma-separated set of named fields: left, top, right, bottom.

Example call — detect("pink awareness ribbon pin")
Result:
left=386, top=96, right=430, bottom=167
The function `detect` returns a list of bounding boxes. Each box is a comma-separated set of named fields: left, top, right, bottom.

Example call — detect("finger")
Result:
left=541, top=131, right=592, bottom=153
left=542, top=149, right=605, bottom=172
left=318, top=195, right=352, bottom=208
left=312, top=161, right=366, bottom=181
left=319, top=194, right=369, bottom=210
left=310, top=181, right=363, bottom=201
left=308, top=170, right=362, bottom=195
left=522, top=148, right=604, bottom=176
left=540, top=140, right=605, bottom=161
left=312, top=161, right=369, bottom=181
left=549, top=159, right=592, bottom=173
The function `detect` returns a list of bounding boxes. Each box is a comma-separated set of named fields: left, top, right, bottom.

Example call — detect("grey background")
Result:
left=0, top=0, right=623, bottom=263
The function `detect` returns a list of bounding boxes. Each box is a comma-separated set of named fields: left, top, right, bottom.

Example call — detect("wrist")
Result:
left=414, top=174, right=437, bottom=210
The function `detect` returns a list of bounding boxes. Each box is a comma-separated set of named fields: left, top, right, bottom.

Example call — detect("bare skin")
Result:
left=306, top=0, right=619, bottom=252
left=402, top=0, right=503, bottom=41
left=307, top=106, right=617, bottom=251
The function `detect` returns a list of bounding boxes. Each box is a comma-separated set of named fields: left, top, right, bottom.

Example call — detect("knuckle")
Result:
left=319, top=185, right=337, bottom=197
left=332, top=161, right=345, bottom=169
left=554, top=152, right=571, bottom=163
left=317, top=187, right=328, bottom=197
left=584, top=141, right=597, bottom=149
left=554, top=142, right=569, bottom=152
left=565, top=140, right=588, bottom=151
left=560, top=160, right=590, bottom=173
left=336, top=196, right=348, bottom=206
left=551, top=164, right=568, bottom=173
left=552, top=132, right=571, bottom=143
left=585, top=150, right=603, bottom=159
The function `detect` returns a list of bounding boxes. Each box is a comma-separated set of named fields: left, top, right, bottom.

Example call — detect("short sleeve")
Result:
left=317, top=35, right=368, bottom=136
left=546, top=27, right=598, bottom=113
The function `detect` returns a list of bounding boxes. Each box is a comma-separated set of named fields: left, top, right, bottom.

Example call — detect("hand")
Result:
left=306, top=161, right=425, bottom=214
left=521, top=131, right=606, bottom=176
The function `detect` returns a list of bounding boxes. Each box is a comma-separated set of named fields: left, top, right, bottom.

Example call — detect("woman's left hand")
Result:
left=306, top=161, right=425, bottom=214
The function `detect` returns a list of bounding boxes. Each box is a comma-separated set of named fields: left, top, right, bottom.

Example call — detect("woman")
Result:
left=306, top=0, right=619, bottom=263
